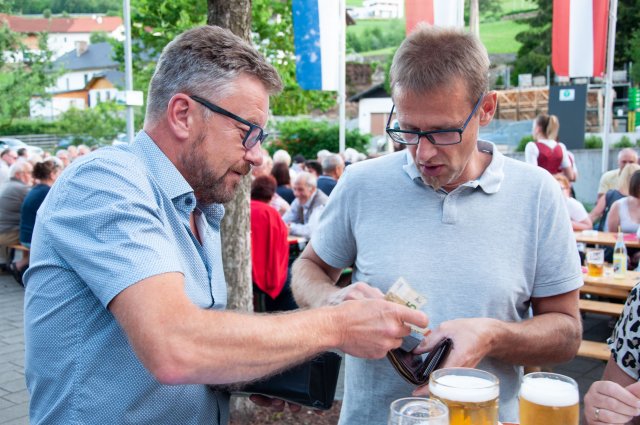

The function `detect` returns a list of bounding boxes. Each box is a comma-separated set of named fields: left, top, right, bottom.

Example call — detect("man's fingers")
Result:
left=412, top=385, right=430, bottom=397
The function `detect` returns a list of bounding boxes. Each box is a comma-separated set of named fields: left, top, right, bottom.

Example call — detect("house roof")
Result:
left=348, top=82, right=390, bottom=102
left=0, top=14, right=122, bottom=34
left=88, top=69, right=124, bottom=89
left=54, top=42, right=119, bottom=71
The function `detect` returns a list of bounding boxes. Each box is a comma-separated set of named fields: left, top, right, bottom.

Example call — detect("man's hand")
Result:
left=411, top=318, right=495, bottom=396
left=333, top=298, right=428, bottom=359
left=326, top=281, right=385, bottom=305
left=583, top=380, right=640, bottom=424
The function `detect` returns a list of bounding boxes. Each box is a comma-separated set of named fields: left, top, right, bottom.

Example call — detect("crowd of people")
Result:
left=2, top=22, right=640, bottom=425
left=0, top=145, right=91, bottom=284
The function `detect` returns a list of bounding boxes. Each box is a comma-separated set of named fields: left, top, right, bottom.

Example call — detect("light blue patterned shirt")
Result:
left=24, top=131, right=229, bottom=424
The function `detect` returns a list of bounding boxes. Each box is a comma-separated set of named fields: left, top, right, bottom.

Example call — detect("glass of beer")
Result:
left=586, top=248, right=604, bottom=277
left=388, top=397, right=449, bottom=425
left=429, top=367, right=499, bottom=425
left=519, top=372, right=579, bottom=425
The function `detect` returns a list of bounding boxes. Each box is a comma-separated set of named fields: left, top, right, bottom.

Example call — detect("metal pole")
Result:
left=123, top=0, right=135, bottom=144
left=338, top=0, right=346, bottom=154
left=602, top=0, right=618, bottom=173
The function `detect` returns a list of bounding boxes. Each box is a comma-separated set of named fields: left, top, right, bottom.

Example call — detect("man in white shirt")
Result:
left=283, top=171, right=328, bottom=238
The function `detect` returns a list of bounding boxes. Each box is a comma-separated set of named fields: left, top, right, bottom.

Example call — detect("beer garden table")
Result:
left=574, top=230, right=640, bottom=248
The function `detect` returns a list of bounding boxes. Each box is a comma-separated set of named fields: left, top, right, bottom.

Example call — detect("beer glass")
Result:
left=519, top=372, right=579, bottom=425
left=586, top=248, right=604, bottom=277
left=429, top=367, right=499, bottom=425
left=388, top=397, right=449, bottom=425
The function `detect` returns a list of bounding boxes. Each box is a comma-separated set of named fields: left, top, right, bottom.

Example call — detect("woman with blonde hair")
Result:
left=525, top=114, right=575, bottom=182
left=590, top=163, right=640, bottom=231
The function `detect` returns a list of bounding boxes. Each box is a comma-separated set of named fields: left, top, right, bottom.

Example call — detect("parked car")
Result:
left=478, top=120, right=534, bottom=149
left=0, top=137, right=44, bottom=157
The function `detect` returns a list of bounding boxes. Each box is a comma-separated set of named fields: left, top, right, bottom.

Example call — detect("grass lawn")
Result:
left=347, top=18, right=403, bottom=37
left=480, top=20, right=529, bottom=54
left=498, top=0, right=537, bottom=15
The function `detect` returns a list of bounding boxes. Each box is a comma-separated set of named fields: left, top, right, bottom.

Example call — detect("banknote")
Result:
left=385, top=277, right=426, bottom=310
left=385, top=277, right=429, bottom=337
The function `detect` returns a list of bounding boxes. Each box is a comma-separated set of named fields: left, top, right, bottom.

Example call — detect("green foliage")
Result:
left=116, top=0, right=335, bottom=118
left=55, top=101, right=125, bottom=144
left=629, top=29, right=640, bottom=84
left=516, top=135, right=533, bottom=152
left=346, top=19, right=404, bottom=53
left=0, top=118, right=58, bottom=135
left=252, top=0, right=335, bottom=115
left=269, top=120, right=370, bottom=159
left=615, top=0, right=640, bottom=68
left=90, top=31, right=111, bottom=44
left=585, top=135, right=603, bottom=149
left=614, top=135, right=635, bottom=148
left=8, top=0, right=121, bottom=14
left=0, top=28, right=56, bottom=130
left=511, top=0, right=552, bottom=85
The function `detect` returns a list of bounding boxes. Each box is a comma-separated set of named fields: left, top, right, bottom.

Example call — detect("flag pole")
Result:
left=338, top=0, right=346, bottom=154
left=601, top=0, right=618, bottom=173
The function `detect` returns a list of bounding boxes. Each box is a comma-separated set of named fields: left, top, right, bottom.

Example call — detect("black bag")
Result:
left=235, top=351, right=342, bottom=410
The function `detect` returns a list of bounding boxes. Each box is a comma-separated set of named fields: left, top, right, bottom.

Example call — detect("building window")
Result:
left=84, top=74, right=89, bottom=85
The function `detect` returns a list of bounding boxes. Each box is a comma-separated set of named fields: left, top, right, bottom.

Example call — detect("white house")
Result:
left=0, top=14, right=124, bottom=60
left=30, top=42, right=123, bottom=119
left=360, top=0, right=404, bottom=19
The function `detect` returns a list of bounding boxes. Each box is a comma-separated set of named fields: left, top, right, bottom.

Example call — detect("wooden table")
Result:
left=582, top=270, right=640, bottom=292
left=575, top=230, right=640, bottom=248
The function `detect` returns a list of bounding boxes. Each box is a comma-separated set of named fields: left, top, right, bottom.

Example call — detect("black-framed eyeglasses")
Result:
left=190, top=95, right=268, bottom=150
left=385, top=94, right=484, bottom=146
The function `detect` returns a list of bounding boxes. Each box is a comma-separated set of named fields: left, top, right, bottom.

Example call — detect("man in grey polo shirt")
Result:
left=292, top=25, right=582, bottom=424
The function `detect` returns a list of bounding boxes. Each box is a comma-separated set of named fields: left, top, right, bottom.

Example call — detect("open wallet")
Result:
left=234, top=351, right=342, bottom=410
left=387, top=335, right=452, bottom=386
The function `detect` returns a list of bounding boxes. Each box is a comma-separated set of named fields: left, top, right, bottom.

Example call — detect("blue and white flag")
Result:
left=292, top=0, right=340, bottom=91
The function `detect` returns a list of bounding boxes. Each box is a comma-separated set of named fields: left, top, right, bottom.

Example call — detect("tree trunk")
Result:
left=207, top=1, right=254, bottom=421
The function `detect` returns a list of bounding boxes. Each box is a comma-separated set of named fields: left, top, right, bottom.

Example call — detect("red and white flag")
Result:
left=405, top=0, right=464, bottom=35
left=552, top=0, right=609, bottom=78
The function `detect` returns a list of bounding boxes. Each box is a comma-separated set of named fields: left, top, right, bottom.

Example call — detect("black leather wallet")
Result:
left=387, top=337, right=452, bottom=386
left=235, top=351, right=342, bottom=410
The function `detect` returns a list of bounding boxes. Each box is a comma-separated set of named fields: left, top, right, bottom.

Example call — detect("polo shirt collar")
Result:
left=401, top=140, right=504, bottom=194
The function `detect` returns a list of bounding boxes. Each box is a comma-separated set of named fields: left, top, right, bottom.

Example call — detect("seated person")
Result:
left=608, top=170, right=640, bottom=234
left=250, top=175, right=296, bottom=312
left=282, top=171, right=328, bottom=238
left=17, top=159, right=63, bottom=281
left=590, top=163, right=640, bottom=231
left=0, top=160, right=33, bottom=279
left=554, top=174, right=591, bottom=231
left=271, top=162, right=294, bottom=204
left=583, top=284, right=640, bottom=425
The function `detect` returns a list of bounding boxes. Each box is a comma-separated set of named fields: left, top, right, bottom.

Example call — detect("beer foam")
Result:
left=519, top=377, right=578, bottom=407
left=429, top=375, right=499, bottom=403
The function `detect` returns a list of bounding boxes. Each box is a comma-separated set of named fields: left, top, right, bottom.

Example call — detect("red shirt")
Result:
left=535, top=141, right=563, bottom=174
left=250, top=200, right=289, bottom=299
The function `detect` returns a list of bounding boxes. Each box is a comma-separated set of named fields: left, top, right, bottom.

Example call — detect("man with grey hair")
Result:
left=317, top=153, right=344, bottom=196
left=283, top=171, right=329, bottom=238
left=23, top=25, right=427, bottom=425
left=0, top=159, right=33, bottom=270
left=597, top=147, right=639, bottom=199
left=292, top=24, right=582, bottom=423
left=0, top=148, right=18, bottom=186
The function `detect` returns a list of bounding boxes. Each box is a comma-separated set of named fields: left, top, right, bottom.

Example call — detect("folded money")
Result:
left=385, top=277, right=429, bottom=335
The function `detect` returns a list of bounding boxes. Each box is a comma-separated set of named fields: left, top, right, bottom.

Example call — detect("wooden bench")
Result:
left=581, top=284, right=629, bottom=299
left=578, top=340, right=611, bottom=361
left=579, top=299, right=624, bottom=316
